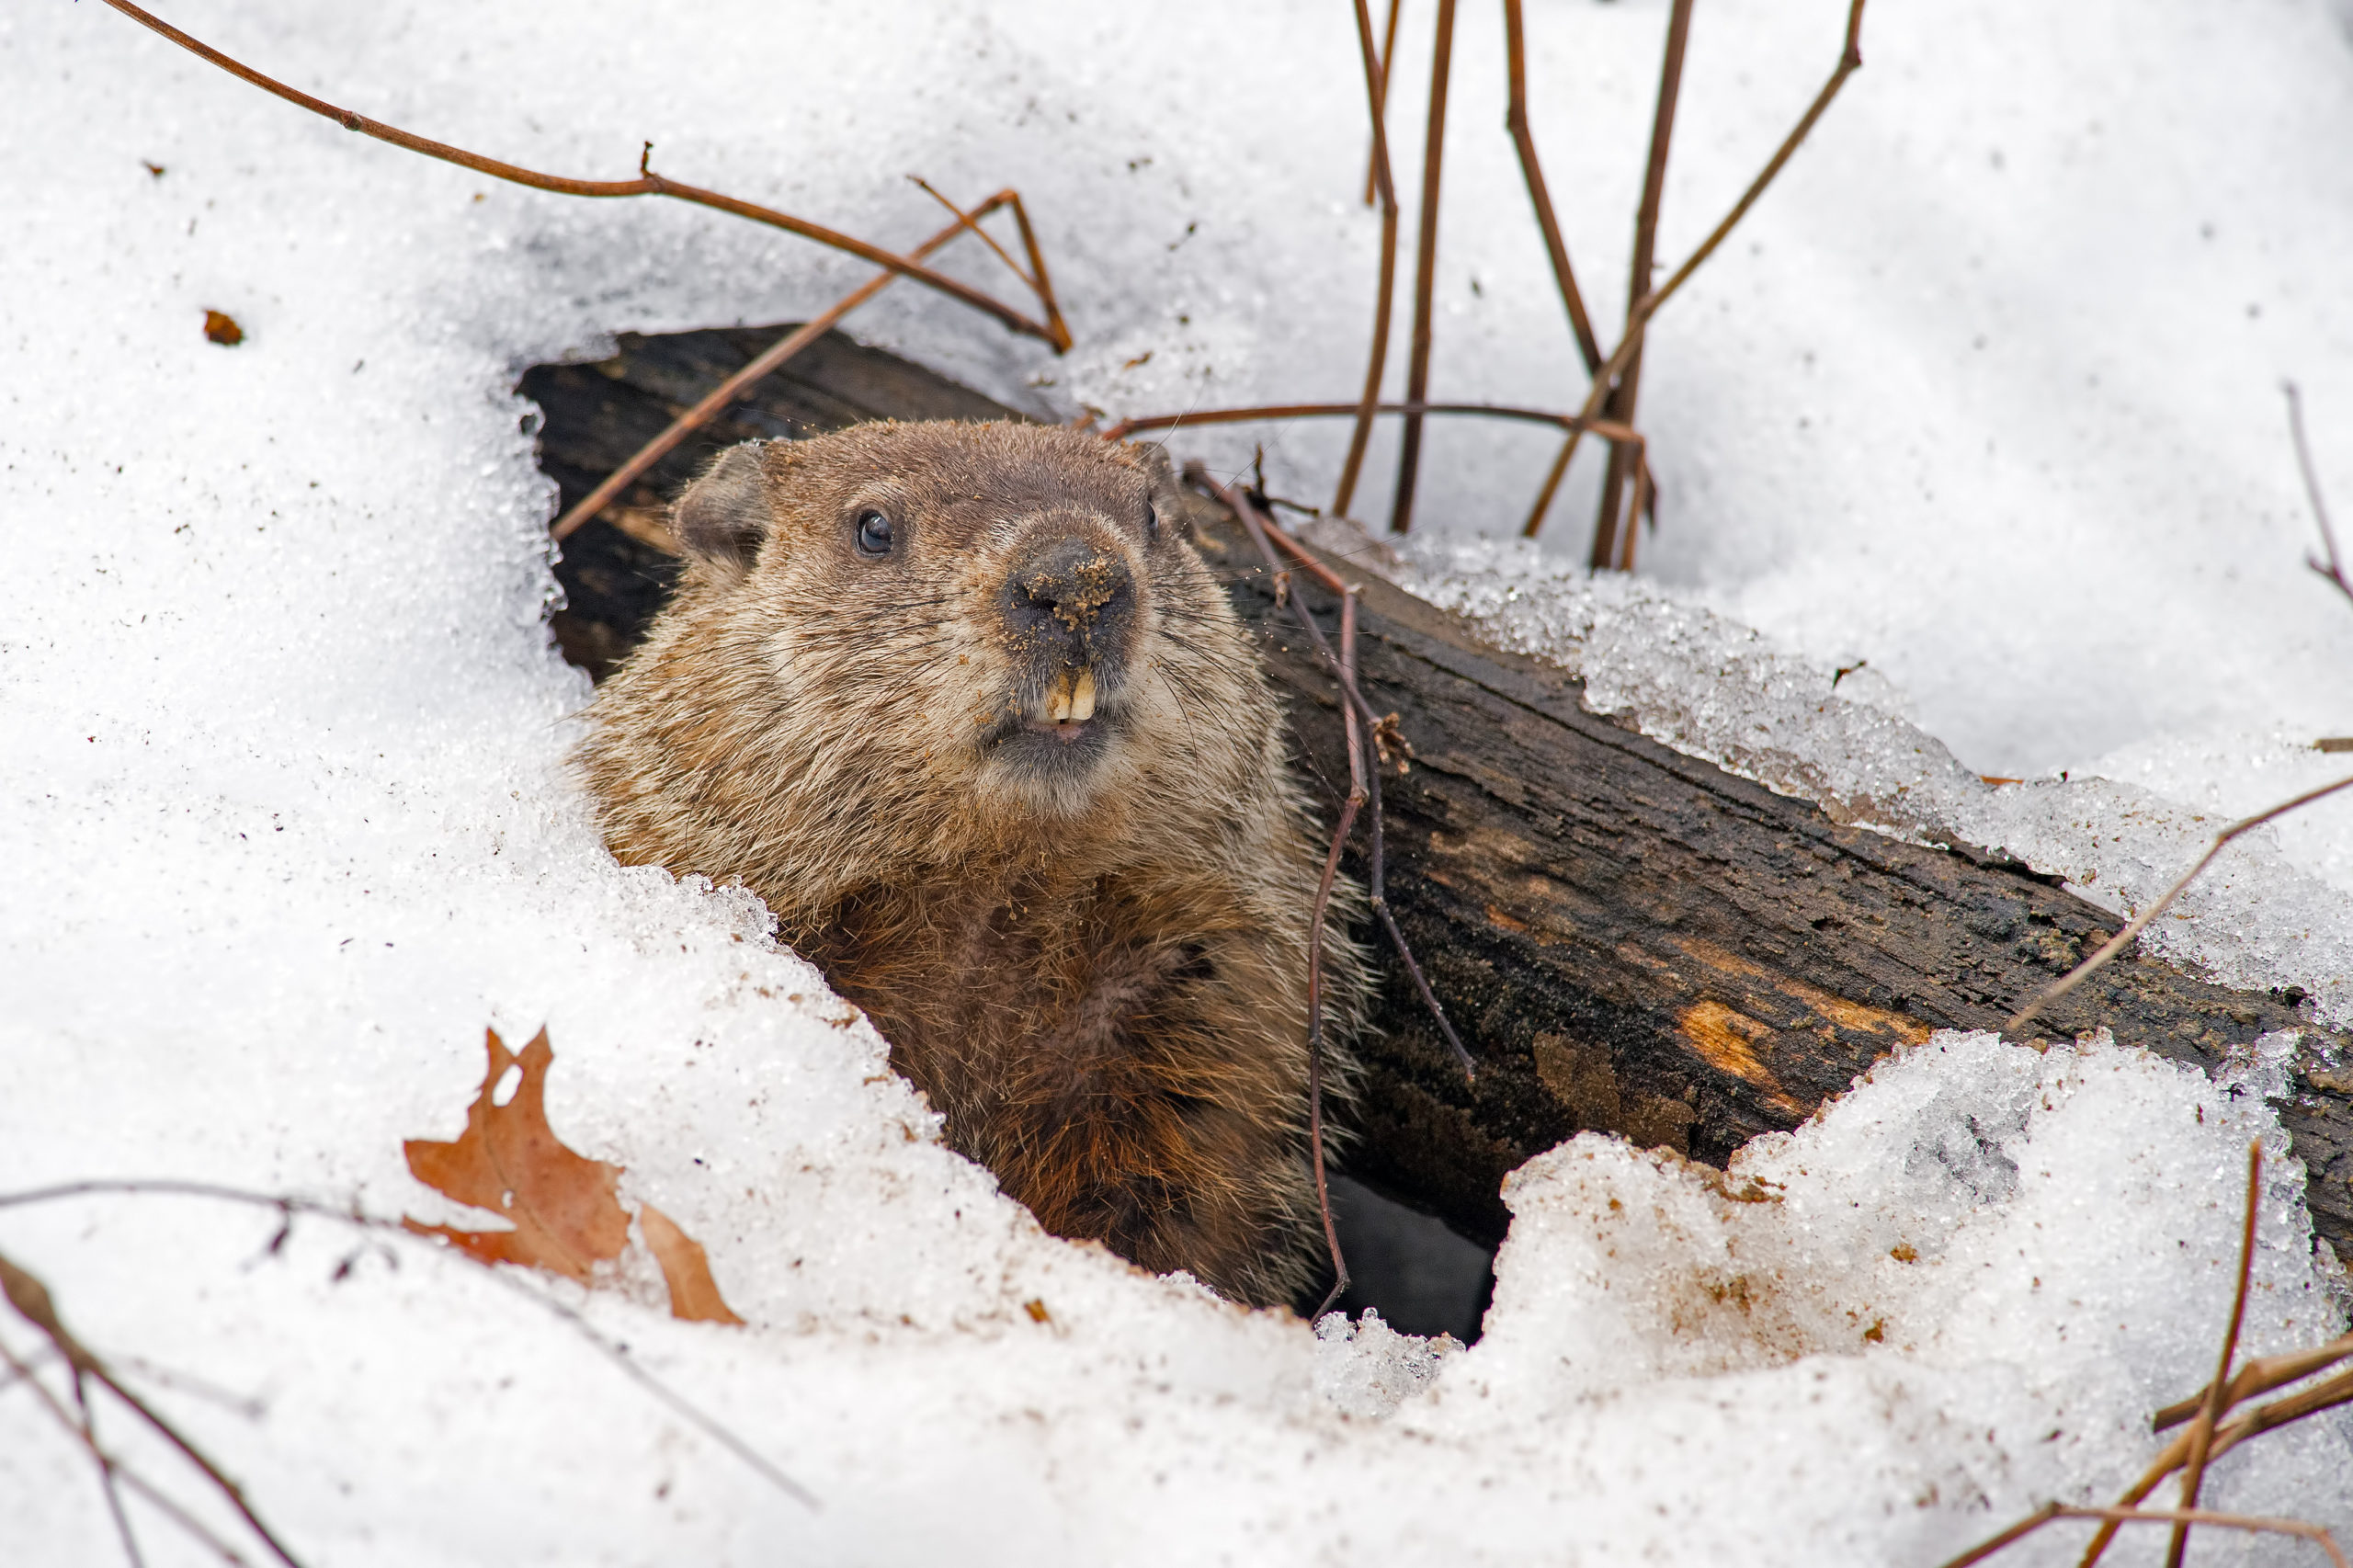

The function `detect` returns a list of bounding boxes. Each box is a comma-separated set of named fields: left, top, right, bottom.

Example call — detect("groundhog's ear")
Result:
left=1133, top=440, right=1180, bottom=492
left=672, top=443, right=772, bottom=574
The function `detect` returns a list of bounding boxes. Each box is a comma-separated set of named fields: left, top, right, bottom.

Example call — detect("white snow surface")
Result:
left=5, top=1, right=2352, bottom=1563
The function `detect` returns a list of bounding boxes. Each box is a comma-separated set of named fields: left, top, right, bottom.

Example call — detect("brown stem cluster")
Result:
left=0, top=1177, right=816, bottom=1568
left=1136, top=0, right=1868, bottom=570
left=1188, top=468, right=1476, bottom=1317
left=1938, top=1144, right=2353, bottom=1568
left=3, top=1246, right=307, bottom=1566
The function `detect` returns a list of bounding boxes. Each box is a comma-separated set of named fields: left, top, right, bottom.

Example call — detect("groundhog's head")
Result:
left=658, top=420, right=1237, bottom=827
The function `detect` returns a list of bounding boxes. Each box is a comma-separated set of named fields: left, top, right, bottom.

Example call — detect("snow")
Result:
left=4, top=0, right=2352, bottom=1564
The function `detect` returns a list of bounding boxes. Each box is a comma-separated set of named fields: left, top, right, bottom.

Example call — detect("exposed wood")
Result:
left=1229, top=549, right=2350, bottom=1250
left=524, top=324, right=2353, bottom=1264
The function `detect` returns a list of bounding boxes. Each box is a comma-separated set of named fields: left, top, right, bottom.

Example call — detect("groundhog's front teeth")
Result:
left=1039, top=667, right=1097, bottom=725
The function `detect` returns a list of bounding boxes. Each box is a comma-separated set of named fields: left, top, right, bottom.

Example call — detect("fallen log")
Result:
left=521, top=324, right=2353, bottom=1272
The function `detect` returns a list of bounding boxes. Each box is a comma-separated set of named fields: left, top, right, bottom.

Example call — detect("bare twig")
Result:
left=97, top=0, right=1064, bottom=348
left=1106, top=399, right=1643, bottom=445
left=1360, top=0, right=1402, bottom=209
left=1503, top=0, right=1604, bottom=377
left=1389, top=0, right=1460, bottom=536
left=1197, top=469, right=1479, bottom=1083
left=1525, top=0, right=1869, bottom=547
left=0, top=1181, right=816, bottom=1509
left=2003, top=771, right=2353, bottom=1036
left=2286, top=382, right=2353, bottom=608
left=1305, top=588, right=1369, bottom=1320
left=1198, top=468, right=1478, bottom=1307
left=1335, top=0, right=1406, bottom=519
left=907, top=176, right=1035, bottom=292
left=72, top=1370, right=148, bottom=1568
left=0, top=1331, right=259, bottom=1568
left=3, top=1250, right=303, bottom=1566
left=2153, top=1333, right=2353, bottom=1433
left=551, top=188, right=1027, bottom=540
left=2163, top=1142, right=2263, bottom=1568
left=2082, top=1356, right=2353, bottom=1566
left=1587, top=0, right=1694, bottom=568
left=1945, top=1504, right=2349, bottom=1568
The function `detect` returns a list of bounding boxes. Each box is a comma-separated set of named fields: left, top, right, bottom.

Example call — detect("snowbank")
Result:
left=4, top=1, right=2351, bottom=1563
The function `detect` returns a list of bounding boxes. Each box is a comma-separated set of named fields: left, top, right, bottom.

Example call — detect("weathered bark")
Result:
left=1228, top=550, right=2350, bottom=1250
left=524, top=323, right=2353, bottom=1263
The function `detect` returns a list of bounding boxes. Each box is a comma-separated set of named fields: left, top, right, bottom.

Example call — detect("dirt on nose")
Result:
left=1048, top=550, right=1121, bottom=631
left=1013, top=541, right=1126, bottom=633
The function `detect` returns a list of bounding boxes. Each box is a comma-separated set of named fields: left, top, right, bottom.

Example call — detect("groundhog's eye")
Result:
left=855, top=509, right=894, bottom=556
left=1143, top=503, right=1160, bottom=543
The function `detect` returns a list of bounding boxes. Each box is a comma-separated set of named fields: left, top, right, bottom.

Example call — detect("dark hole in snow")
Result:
left=1313, top=1174, right=1495, bottom=1344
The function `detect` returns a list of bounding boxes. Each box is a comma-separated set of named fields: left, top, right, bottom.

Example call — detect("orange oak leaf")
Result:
left=641, top=1203, right=745, bottom=1325
left=404, top=1028, right=745, bottom=1325
left=404, top=1027, right=630, bottom=1282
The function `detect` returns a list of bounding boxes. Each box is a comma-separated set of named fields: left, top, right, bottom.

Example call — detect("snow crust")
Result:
left=1402, top=538, right=2353, bottom=1025
left=4, top=1, right=2351, bottom=1563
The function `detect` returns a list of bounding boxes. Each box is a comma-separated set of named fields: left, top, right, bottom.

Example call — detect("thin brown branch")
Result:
left=1503, top=0, right=1603, bottom=377
left=0, top=1181, right=816, bottom=1509
left=2081, top=1361, right=2353, bottom=1566
left=551, top=192, right=1014, bottom=540
left=1525, top=0, right=1868, bottom=543
left=2286, top=381, right=2353, bottom=609
left=2210, top=1364, right=2353, bottom=1459
left=3, top=1251, right=304, bottom=1567
left=1389, top=0, right=1460, bottom=535
left=2004, top=770, right=2353, bottom=1036
left=2076, top=1161, right=2351, bottom=1568
left=1360, top=0, right=1403, bottom=208
left=73, top=1371, right=148, bottom=1568
left=2093, top=1509, right=2346, bottom=1568
left=1002, top=192, right=1073, bottom=354
left=0, top=1334, right=257, bottom=1568
left=2154, top=1334, right=2353, bottom=1433
left=1588, top=0, right=1694, bottom=569
left=1107, top=399, right=1642, bottom=444
left=1200, top=471, right=1480, bottom=1083
left=2164, top=1142, right=2264, bottom=1568
left=97, top=0, right=1062, bottom=347
left=1959, top=1502, right=2349, bottom=1568
left=1335, top=0, right=1406, bottom=521
left=906, top=176, right=1037, bottom=292
left=1309, top=586, right=1371, bottom=1320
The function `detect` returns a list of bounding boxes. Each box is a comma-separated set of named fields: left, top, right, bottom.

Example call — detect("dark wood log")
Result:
left=521, top=323, right=2353, bottom=1267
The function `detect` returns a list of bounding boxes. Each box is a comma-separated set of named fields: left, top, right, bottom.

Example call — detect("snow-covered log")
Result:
left=529, top=322, right=2353, bottom=1267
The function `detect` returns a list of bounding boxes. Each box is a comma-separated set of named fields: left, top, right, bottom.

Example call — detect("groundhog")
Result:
left=575, top=420, right=1367, bottom=1306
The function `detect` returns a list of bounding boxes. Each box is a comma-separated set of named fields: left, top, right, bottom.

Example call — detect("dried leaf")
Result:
left=404, top=1027, right=747, bottom=1326
left=404, top=1028, right=630, bottom=1283
left=641, top=1203, right=745, bottom=1324
left=202, top=309, right=244, bottom=347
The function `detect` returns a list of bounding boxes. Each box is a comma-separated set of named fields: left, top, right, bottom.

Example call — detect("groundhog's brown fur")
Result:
left=575, top=420, right=1366, bottom=1306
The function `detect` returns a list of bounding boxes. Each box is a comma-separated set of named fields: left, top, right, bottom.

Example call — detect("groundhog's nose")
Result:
left=1004, top=534, right=1134, bottom=654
